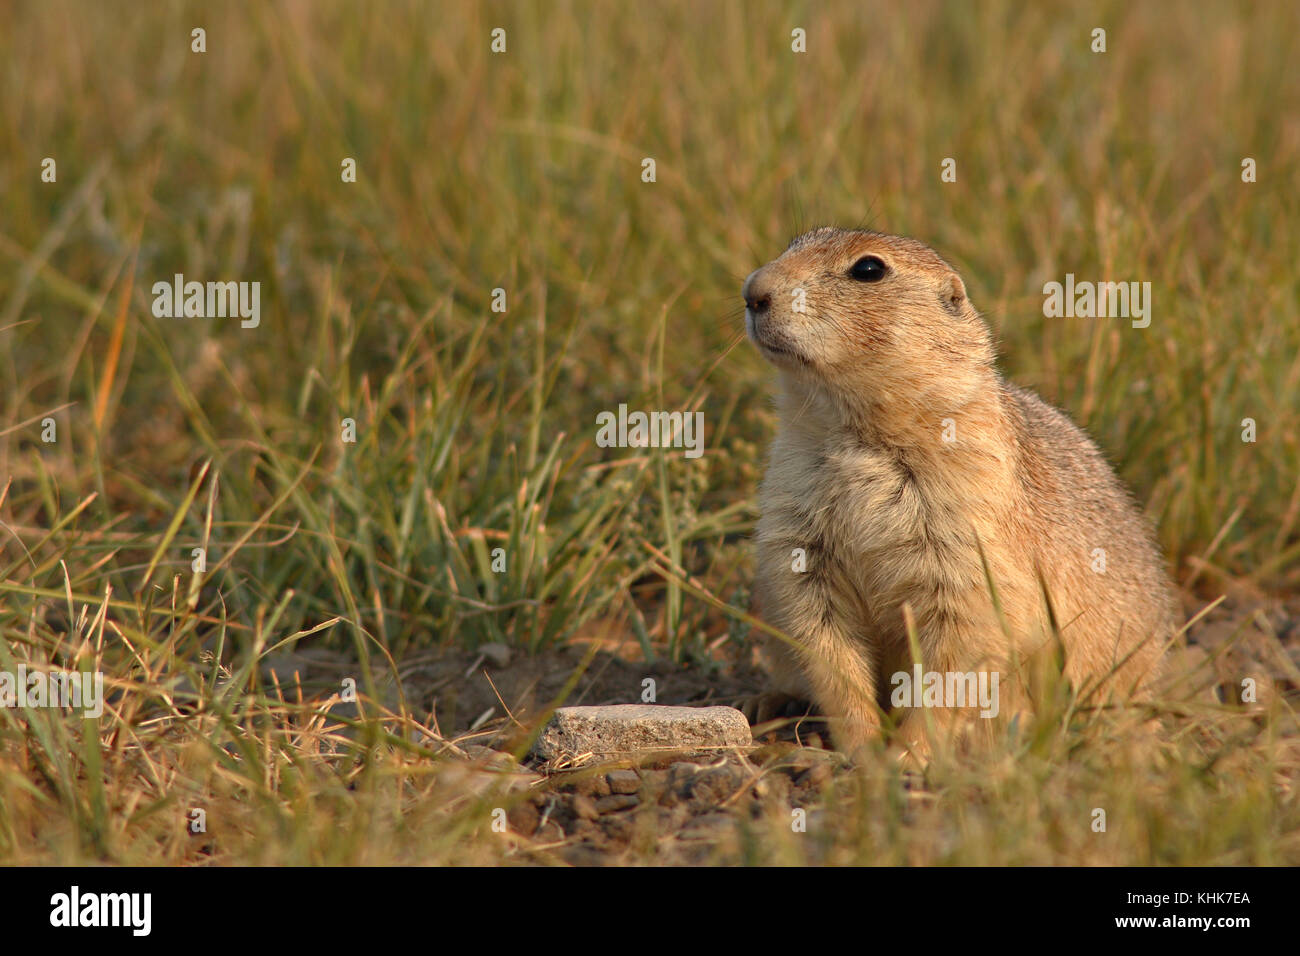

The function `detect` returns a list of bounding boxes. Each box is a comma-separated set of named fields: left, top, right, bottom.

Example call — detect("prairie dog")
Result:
left=743, top=227, right=1176, bottom=755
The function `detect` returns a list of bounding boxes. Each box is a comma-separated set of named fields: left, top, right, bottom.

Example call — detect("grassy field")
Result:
left=1, top=0, right=1298, bottom=865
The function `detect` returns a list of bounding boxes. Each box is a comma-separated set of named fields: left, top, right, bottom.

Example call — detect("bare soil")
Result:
left=256, top=592, right=1300, bottom=864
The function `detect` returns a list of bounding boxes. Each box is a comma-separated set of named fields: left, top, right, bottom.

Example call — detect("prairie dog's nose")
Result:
left=743, top=268, right=772, bottom=314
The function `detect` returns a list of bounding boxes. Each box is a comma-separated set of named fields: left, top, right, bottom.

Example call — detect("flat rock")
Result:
left=535, top=704, right=752, bottom=761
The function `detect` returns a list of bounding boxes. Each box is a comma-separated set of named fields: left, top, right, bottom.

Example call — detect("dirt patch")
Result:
left=254, top=592, right=1300, bottom=864
left=502, top=745, right=845, bottom=865
left=1174, top=591, right=1300, bottom=707
left=261, top=638, right=786, bottom=743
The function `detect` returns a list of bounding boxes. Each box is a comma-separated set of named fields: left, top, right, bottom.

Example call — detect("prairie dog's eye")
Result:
left=848, top=256, right=887, bottom=282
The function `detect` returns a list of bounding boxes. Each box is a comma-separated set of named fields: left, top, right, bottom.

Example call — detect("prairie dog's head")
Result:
left=743, top=228, right=994, bottom=405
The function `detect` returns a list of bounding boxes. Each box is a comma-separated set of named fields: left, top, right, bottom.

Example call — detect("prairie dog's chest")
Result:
left=757, top=432, right=927, bottom=559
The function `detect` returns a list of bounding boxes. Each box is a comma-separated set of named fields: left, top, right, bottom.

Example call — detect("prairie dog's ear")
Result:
left=942, top=272, right=967, bottom=316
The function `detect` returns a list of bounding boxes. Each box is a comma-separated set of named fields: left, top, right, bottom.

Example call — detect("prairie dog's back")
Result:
left=1004, top=384, right=1176, bottom=678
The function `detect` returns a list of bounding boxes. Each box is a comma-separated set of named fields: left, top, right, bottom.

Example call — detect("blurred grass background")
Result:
left=1, top=0, right=1297, bottom=864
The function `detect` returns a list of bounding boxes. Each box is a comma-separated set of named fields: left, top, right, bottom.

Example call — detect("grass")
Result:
left=0, top=0, right=1297, bottom=865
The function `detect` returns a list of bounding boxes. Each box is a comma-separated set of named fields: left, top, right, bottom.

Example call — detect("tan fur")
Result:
left=743, top=227, right=1176, bottom=757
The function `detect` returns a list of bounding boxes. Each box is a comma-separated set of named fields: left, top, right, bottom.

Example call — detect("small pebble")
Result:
left=797, top=763, right=832, bottom=788
left=479, top=642, right=513, bottom=668
left=606, top=769, right=640, bottom=794
left=596, top=793, right=640, bottom=813
left=571, top=793, right=600, bottom=821
left=569, top=773, right=612, bottom=798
